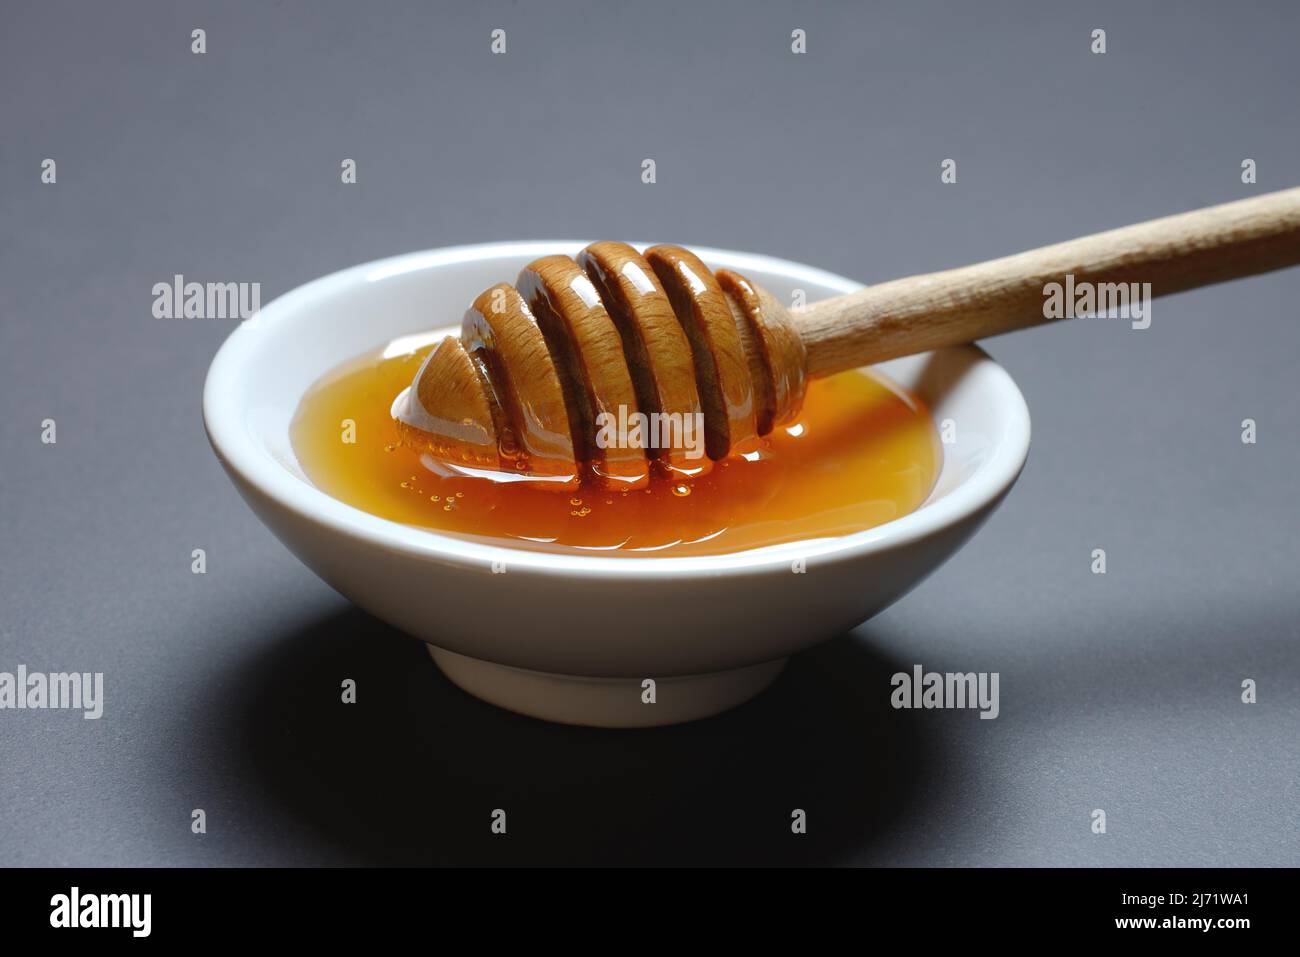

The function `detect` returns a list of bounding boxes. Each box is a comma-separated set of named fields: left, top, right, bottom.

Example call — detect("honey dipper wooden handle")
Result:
left=796, top=186, right=1300, bottom=378
left=396, top=190, right=1300, bottom=491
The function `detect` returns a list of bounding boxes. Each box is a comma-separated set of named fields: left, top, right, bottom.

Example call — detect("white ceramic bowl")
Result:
left=204, top=242, right=1031, bottom=727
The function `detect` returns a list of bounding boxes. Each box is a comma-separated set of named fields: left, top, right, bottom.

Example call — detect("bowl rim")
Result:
left=203, top=240, right=1032, bottom=579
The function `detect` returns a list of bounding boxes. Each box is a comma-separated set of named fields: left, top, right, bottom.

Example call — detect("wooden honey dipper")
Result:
left=395, top=188, right=1300, bottom=491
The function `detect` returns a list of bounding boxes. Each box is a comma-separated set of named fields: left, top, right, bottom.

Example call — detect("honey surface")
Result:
left=290, top=336, right=942, bottom=558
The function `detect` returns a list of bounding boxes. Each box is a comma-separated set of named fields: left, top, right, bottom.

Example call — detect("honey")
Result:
left=290, top=333, right=942, bottom=558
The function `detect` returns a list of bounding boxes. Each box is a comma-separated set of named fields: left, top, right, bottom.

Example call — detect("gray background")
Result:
left=1, top=0, right=1297, bottom=866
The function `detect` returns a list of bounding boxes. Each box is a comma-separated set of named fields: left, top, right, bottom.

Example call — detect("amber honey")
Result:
left=290, top=334, right=942, bottom=558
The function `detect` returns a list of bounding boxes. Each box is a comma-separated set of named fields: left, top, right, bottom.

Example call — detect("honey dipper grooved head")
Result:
left=394, top=242, right=807, bottom=491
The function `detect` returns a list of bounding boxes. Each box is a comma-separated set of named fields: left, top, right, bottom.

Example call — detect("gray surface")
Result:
left=1, top=0, right=1297, bottom=866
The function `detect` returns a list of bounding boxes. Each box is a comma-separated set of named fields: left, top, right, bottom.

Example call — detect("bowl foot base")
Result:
left=427, top=645, right=787, bottom=728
